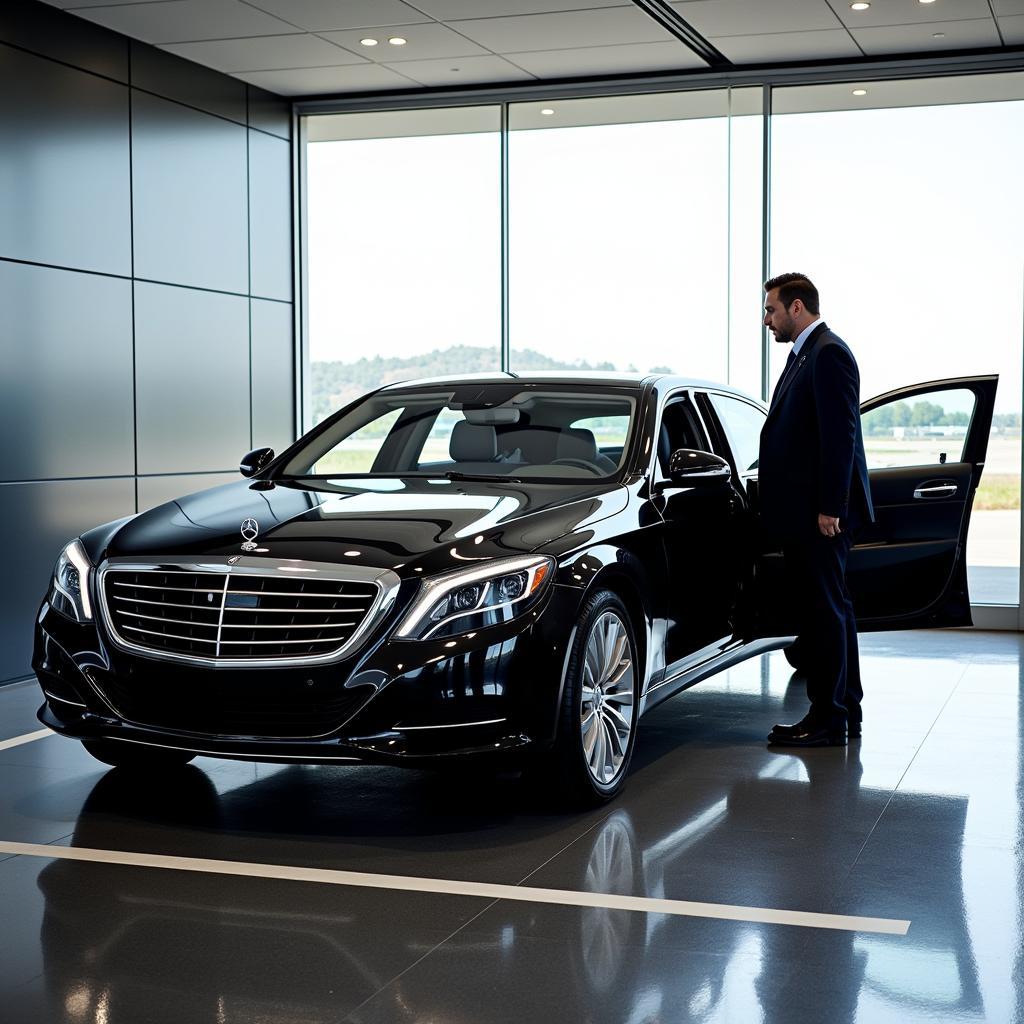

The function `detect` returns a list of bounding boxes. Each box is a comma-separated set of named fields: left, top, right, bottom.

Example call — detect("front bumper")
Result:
left=32, top=583, right=580, bottom=767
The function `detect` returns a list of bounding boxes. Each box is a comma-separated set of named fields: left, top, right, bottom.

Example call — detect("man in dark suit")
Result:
left=758, top=273, right=874, bottom=747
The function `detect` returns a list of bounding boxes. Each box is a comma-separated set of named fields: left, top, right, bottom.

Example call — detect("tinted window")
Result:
left=707, top=394, right=765, bottom=474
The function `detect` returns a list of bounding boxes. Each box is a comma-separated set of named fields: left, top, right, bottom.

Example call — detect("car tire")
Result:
left=82, top=739, right=196, bottom=769
left=545, top=589, right=640, bottom=808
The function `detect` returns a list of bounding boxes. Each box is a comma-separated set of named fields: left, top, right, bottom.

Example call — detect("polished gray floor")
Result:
left=2, top=629, right=1023, bottom=1023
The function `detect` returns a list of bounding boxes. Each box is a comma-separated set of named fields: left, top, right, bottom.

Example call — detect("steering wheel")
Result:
left=551, top=457, right=603, bottom=473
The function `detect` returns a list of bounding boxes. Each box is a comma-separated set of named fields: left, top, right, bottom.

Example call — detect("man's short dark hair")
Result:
left=764, top=272, right=820, bottom=315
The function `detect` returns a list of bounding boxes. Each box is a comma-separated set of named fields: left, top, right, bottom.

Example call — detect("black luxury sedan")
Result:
left=33, top=371, right=996, bottom=804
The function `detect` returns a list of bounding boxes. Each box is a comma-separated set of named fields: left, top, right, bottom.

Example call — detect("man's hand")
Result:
left=818, top=513, right=841, bottom=538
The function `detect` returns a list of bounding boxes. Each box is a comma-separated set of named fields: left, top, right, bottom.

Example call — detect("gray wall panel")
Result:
left=137, top=472, right=240, bottom=512
left=0, top=44, right=131, bottom=275
left=131, top=91, right=249, bottom=294
left=0, top=0, right=128, bottom=82
left=0, top=263, right=134, bottom=481
left=131, top=41, right=247, bottom=125
left=0, top=477, right=135, bottom=683
left=251, top=299, right=296, bottom=454
left=248, top=85, right=291, bottom=140
left=249, top=129, right=293, bottom=301
left=134, top=283, right=250, bottom=474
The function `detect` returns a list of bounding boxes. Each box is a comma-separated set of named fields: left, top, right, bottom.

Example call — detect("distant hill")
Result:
left=310, top=345, right=626, bottom=422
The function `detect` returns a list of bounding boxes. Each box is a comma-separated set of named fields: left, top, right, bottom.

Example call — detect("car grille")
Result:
left=103, top=568, right=381, bottom=663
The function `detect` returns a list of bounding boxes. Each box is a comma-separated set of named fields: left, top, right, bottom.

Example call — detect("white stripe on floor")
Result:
left=0, top=840, right=909, bottom=935
left=0, top=729, right=53, bottom=752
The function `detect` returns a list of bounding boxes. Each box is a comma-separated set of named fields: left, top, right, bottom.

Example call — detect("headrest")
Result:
left=450, top=421, right=497, bottom=462
left=556, top=427, right=599, bottom=463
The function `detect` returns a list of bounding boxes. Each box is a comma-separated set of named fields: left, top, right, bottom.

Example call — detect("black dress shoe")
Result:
left=766, top=717, right=813, bottom=741
left=768, top=723, right=846, bottom=747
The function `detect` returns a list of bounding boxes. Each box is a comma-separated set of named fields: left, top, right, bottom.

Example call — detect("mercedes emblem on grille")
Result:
left=240, top=518, right=259, bottom=552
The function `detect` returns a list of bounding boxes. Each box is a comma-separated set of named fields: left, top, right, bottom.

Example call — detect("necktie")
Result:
left=769, top=347, right=798, bottom=410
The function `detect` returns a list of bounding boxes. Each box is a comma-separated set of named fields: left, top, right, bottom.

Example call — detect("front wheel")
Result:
left=543, top=589, right=640, bottom=808
left=82, top=738, right=196, bottom=770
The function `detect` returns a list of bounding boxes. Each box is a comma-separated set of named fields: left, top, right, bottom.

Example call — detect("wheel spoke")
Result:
left=603, top=703, right=630, bottom=740
left=601, top=618, right=619, bottom=681
left=604, top=632, right=627, bottom=685
left=590, top=717, right=607, bottom=779
left=604, top=685, right=634, bottom=706
left=582, top=711, right=600, bottom=759
left=601, top=714, right=624, bottom=760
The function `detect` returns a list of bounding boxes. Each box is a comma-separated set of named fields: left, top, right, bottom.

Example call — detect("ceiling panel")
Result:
left=852, top=18, right=1001, bottom=54
left=234, top=63, right=418, bottom=95
left=384, top=54, right=536, bottom=86
left=993, top=0, right=1024, bottom=13
left=826, top=0, right=994, bottom=28
left=713, top=28, right=862, bottom=62
left=505, top=40, right=706, bottom=77
left=449, top=7, right=675, bottom=53
left=414, top=0, right=628, bottom=16
left=319, top=23, right=490, bottom=62
left=161, top=34, right=366, bottom=72
left=243, top=0, right=432, bottom=32
left=1000, top=15, right=1024, bottom=42
left=670, top=0, right=844, bottom=36
left=75, top=0, right=296, bottom=44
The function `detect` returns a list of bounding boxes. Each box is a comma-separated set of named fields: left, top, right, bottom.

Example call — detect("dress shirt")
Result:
left=790, top=317, right=821, bottom=358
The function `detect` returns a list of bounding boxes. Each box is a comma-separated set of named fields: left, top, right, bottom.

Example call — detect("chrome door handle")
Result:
left=913, top=484, right=958, bottom=499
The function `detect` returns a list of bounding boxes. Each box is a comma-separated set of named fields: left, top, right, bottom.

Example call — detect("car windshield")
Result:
left=280, top=385, right=638, bottom=481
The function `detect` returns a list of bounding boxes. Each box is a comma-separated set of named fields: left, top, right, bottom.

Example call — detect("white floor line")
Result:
left=0, top=729, right=54, bottom=752
left=0, top=840, right=909, bottom=936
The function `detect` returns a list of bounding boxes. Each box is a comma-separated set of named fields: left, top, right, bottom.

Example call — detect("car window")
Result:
left=657, top=397, right=708, bottom=475
left=285, top=387, right=638, bottom=480
left=311, top=408, right=402, bottom=475
left=706, top=394, right=765, bottom=474
left=862, top=387, right=975, bottom=469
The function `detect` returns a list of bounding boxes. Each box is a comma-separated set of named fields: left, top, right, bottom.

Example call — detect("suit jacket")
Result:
left=758, top=323, right=875, bottom=541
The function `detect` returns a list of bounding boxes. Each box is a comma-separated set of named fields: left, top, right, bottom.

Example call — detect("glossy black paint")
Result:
left=32, top=373, right=995, bottom=770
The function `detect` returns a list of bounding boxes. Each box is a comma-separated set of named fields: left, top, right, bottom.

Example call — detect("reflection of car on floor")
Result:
left=33, top=371, right=996, bottom=804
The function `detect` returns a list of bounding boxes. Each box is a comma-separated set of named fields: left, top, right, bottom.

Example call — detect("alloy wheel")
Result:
left=579, top=610, right=635, bottom=786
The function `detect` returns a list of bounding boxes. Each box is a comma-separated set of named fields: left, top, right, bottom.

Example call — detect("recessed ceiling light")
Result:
left=359, top=37, right=378, bottom=46
left=388, top=36, right=407, bottom=45
left=850, top=2, right=870, bottom=9
left=540, top=108, right=555, bottom=116
left=852, top=88, right=867, bottom=96
left=919, top=0, right=937, bottom=4
left=933, top=31, right=945, bottom=38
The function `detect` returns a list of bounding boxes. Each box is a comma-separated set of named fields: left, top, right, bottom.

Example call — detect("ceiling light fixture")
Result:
left=360, top=38, right=378, bottom=46
left=933, top=31, right=945, bottom=38
left=852, top=88, right=867, bottom=96
left=919, top=0, right=937, bottom=4
left=388, top=36, right=407, bottom=45
left=850, top=2, right=870, bottom=10
left=540, top=108, right=555, bottom=116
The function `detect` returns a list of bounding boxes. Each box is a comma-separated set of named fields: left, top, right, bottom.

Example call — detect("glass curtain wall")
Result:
left=507, top=89, right=763, bottom=389
left=305, top=106, right=501, bottom=428
left=302, top=70, right=1024, bottom=611
left=771, top=74, right=1024, bottom=606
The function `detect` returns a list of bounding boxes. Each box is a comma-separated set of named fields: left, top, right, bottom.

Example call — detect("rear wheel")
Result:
left=82, top=739, right=195, bottom=769
left=545, top=589, right=639, bottom=807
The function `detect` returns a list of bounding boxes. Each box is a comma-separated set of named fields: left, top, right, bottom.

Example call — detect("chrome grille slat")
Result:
left=218, top=621, right=358, bottom=630
left=102, top=562, right=387, bottom=666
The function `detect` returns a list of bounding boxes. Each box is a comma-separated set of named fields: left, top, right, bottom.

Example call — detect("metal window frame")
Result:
left=294, top=48, right=1024, bottom=622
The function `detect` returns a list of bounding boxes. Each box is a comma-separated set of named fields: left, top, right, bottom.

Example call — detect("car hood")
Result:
left=99, top=476, right=629, bottom=578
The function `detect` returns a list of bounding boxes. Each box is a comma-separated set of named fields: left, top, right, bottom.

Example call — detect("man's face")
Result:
left=763, top=288, right=797, bottom=344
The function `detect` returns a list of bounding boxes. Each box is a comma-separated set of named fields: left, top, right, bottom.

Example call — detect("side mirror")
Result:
left=240, top=447, right=275, bottom=478
left=666, top=448, right=732, bottom=488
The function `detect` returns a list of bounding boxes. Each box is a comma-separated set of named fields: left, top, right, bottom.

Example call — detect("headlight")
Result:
left=50, top=539, right=94, bottom=622
left=395, top=554, right=554, bottom=641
